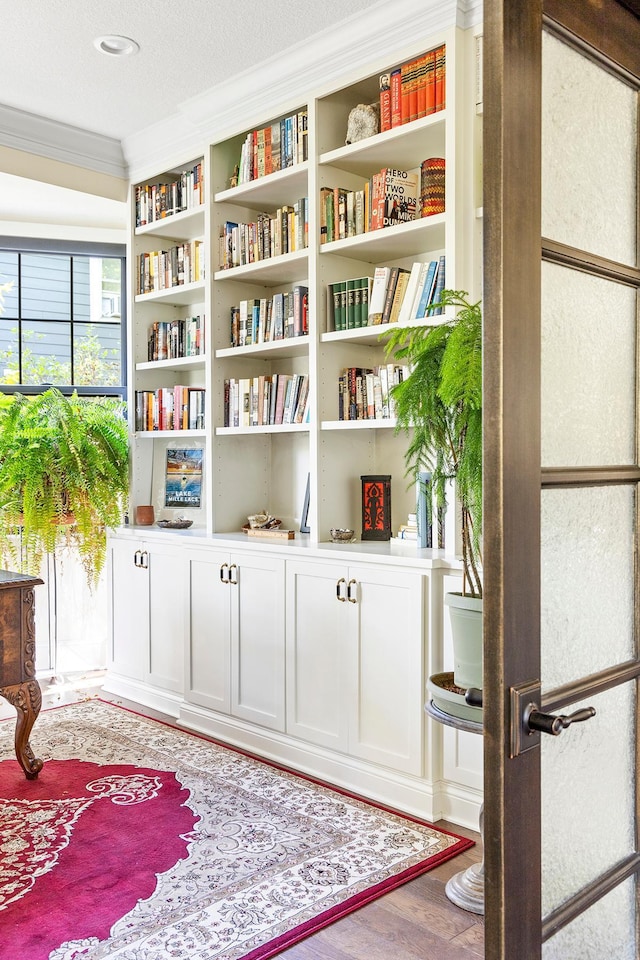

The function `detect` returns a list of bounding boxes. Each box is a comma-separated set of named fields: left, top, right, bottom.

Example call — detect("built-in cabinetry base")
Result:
left=106, top=530, right=482, bottom=830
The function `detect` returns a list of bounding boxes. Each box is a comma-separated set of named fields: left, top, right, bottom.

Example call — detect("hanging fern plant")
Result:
left=0, top=388, right=129, bottom=588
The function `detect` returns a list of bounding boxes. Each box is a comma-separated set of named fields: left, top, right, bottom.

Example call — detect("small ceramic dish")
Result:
left=156, top=519, right=193, bottom=529
left=330, top=528, right=355, bottom=543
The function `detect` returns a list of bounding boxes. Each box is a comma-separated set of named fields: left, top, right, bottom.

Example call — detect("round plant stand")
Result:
left=425, top=697, right=485, bottom=915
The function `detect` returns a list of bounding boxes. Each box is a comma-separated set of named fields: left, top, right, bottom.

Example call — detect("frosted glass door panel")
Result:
left=541, top=486, right=635, bottom=688
left=542, top=877, right=636, bottom=960
left=542, top=31, right=637, bottom=265
left=541, top=263, right=637, bottom=468
left=541, top=684, right=636, bottom=916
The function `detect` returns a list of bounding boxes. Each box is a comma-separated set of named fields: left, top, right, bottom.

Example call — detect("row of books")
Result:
left=338, top=364, right=410, bottom=421
left=372, top=257, right=446, bottom=326
left=328, top=256, right=446, bottom=332
left=135, top=386, right=206, bottom=432
left=379, top=45, right=446, bottom=131
left=136, top=241, right=205, bottom=296
left=146, top=316, right=205, bottom=362
left=321, top=162, right=444, bottom=243
left=135, top=162, right=204, bottom=227
left=218, top=198, right=309, bottom=269
left=230, top=287, right=308, bottom=347
left=223, top=373, right=309, bottom=428
left=236, top=110, right=308, bottom=185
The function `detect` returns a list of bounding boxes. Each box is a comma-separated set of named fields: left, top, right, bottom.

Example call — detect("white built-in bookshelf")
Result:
left=127, top=26, right=474, bottom=547
left=109, top=18, right=484, bottom=830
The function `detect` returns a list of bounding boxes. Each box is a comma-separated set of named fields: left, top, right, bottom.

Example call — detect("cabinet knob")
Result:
left=140, top=550, right=149, bottom=569
left=228, top=563, right=238, bottom=585
left=220, top=563, right=229, bottom=583
left=134, top=550, right=141, bottom=567
left=347, top=578, right=358, bottom=603
left=336, top=577, right=347, bottom=601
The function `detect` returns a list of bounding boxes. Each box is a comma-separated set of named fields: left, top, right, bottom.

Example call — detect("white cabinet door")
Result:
left=186, top=547, right=231, bottom=713
left=108, top=538, right=149, bottom=681
left=286, top=557, right=425, bottom=774
left=231, top=552, right=286, bottom=732
left=286, top=559, right=349, bottom=752
left=347, top=565, right=425, bottom=775
left=146, top=541, right=185, bottom=695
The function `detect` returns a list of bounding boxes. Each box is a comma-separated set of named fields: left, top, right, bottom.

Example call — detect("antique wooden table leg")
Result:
left=0, top=572, right=45, bottom=778
left=0, top=679, right=44, bottom=779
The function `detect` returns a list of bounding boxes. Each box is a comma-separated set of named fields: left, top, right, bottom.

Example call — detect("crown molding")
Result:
left=124, top=0, right=482, bottom=178
left=0, top=104, right=127, bottom=180
left=0, top=0, right=482, bottom=184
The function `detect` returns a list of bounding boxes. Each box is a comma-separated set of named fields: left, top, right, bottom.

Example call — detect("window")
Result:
left=0, top=238, right=126, bottom=397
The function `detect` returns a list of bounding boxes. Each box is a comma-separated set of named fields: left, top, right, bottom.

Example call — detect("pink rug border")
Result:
left=32, top=695, right=475, bottom=960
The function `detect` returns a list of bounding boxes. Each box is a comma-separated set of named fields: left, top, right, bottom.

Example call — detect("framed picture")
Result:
left=300, top=473, right=310, bottom=533
left=165, top=448, right=203, bottom=508
left=361, top=474, right=392, bottom=541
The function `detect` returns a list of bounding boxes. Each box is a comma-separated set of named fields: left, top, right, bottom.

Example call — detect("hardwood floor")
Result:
left=36, top=674, right=485, bottom=960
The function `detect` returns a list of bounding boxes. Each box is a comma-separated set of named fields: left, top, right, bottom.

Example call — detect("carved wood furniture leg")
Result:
left=0, top=680, right=44, bottom=779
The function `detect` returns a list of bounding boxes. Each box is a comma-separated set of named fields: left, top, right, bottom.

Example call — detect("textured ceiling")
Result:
left=0, top=0, right=380, bottom=142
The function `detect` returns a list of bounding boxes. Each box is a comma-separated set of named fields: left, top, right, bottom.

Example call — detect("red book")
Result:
left=379, top=72, right=392, bottom=132
left=390, top=68, right=402, bottom=127
left=435, top=44, right=446, bottom=111
left=407, top=58, right=420, bottom=123
left=416, top=54, right=428, bottom=118
left=425, top=49, right=436, bottom=115
left=400, top=61, right=411, bottom=124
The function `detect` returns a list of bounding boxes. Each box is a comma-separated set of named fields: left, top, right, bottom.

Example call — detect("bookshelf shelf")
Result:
left=319, top=113, right=447, bottom=178
left=321, top=315, right=447, bottom=346
left=135, top=429, right=207, bottom=439
left=320, top=216, right=446, bottom=263
left=320, top=418, right=398, bottom=431
left=134, top=279, right=206, bottom=306
left=135, top=205, right=206, bottom=241
left=136, top=356, right=206, bottom=372
left=216, top=338, right=309, bottom=360
left=214, top=249, right=309, bottom=286
left=214, top=162, right=309, bottom=211
left=216, top=423, right=309, bottom=436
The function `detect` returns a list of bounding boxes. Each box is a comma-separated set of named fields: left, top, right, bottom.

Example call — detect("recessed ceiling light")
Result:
left=94, top=35, right=140, bottom=57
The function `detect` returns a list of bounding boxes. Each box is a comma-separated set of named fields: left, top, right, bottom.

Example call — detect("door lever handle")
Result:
left=525, top=705, right=596, bottom=737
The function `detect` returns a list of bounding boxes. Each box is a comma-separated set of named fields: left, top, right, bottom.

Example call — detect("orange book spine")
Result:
left=435, top=44, right=446, bottom=112
left=425, top=49, right=436, bottom=115
left=390, top=68, right=402, bottom=127
left=400, top=61, right=411, bottom=124
left=416, top=54, right=428, bottom=119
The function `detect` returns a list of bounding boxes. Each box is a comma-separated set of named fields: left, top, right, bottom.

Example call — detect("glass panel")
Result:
left=0, top=251, right=18, bottom=315
left=541, top=486, right=635, bottom=689
left=20, top=320, right=71, bottom=385
left=541, top=263, right=636, bottom=467
left=72, top=256, right=121, bottom=324
left=0, top=318, right=19, bottom=385
left=541, top=684, right=636, bottom=916
left=74, top=322, right=121, bottom=386
left=21, top=254, right=70, bottom=321
left=542, top=31, right=637, bottom=266
left=543, top=877, right=636, bottom=960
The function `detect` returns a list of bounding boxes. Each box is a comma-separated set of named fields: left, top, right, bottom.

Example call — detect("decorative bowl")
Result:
left=330, top=528, right=355, bottom=543
left=156, top=518, right=193, bottom=529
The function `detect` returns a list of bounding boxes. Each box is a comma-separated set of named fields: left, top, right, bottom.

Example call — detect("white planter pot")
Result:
left=445, top=592, right=483, bottom=690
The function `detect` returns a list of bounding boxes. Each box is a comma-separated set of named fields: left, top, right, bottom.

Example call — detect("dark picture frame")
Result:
left=300, top=473, right=310, bottom=533
left=361, top=474, right=392, bottom=541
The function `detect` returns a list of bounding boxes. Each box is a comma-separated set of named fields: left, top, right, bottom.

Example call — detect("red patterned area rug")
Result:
left=0, top=699, right=473, bottom=960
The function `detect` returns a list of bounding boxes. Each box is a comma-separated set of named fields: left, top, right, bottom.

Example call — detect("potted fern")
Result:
left=0, top=388, right=129, bottom=588
left=384, top=289, right=483, bottom=691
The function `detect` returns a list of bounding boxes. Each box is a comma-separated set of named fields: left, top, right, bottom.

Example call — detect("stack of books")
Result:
left=379, top=44, right=446, bottom=132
